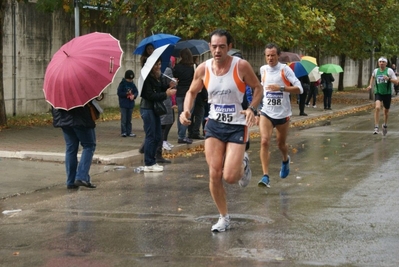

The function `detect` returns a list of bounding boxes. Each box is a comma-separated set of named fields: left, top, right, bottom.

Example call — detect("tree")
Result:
left=312, top=0, right=399, bottom=90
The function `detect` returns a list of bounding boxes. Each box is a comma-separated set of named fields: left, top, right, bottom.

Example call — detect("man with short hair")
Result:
left=367, top=57, right=398, bottom=136
left=180, top=29, right=263, bottom=232
left=257, top=43, right=303, bottom=188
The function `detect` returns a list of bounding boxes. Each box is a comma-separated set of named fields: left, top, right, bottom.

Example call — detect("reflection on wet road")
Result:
left=2, top=107, right=399, bottom=266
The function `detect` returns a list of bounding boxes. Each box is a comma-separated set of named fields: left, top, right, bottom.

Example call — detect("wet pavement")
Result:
left=1, top=91, right=399, bottom=266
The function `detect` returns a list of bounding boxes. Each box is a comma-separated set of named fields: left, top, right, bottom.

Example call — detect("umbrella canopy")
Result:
left=288, top=61, right=309, bottom=78
left=308, top=66, right=323, bottom=82
left=301, top=56, right=317, bottom=65
left=133, top=33, right=180, bottom=55
left=279, top=51, right=301, bottom=63
left=227, top=48, right=241, bottom=56
left=172, top=39, right=209, bottom=57
left=138, top=44, right=174, bottom=95
left=43, top=32, right=123, bottom=110
left=300, top=56, right=318, bottom=73
left=319, top=63, right=344, bottom=73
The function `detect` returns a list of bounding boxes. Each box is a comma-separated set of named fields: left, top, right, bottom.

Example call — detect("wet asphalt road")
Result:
left=1, top=107, right=399, bottom=267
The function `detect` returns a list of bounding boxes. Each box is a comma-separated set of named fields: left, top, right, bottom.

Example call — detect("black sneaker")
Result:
left=178, top=138, right=193, bottom=144
left=156, top=157, right=171, bottom=164
left=74, top=180, right=97, bottom=188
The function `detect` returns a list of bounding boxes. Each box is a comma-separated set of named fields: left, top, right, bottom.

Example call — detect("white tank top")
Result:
left=204, top=57, right=247, bottom=125
left=260, top=63, right=293, bottom=119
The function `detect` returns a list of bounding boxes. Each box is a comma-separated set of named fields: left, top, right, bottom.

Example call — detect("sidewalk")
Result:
left=0, top=91, right=377, bottom=166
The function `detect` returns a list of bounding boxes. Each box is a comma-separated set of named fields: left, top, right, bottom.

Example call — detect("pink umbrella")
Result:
left=43, top=32, right=123, bottom=110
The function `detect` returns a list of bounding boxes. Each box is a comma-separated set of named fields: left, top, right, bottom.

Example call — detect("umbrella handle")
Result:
left=109, top=57, right=114, bottom=73
left=162, top=73, right=177, bottom=83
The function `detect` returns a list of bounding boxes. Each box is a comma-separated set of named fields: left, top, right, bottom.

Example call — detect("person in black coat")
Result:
left=298, top=75, right=310, bottom=116
left=140, top=58, right=176, bottom=172
left=321, top=73, right=335, bottom=110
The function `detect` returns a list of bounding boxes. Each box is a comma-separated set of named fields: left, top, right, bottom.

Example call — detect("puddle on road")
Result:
left=30, top=210, right=273, bottom=226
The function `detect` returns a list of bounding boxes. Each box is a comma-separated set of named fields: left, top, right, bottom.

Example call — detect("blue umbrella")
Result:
left=133, top=33, right=180, bottom=55
left=288, top=61, right=309, bottom=78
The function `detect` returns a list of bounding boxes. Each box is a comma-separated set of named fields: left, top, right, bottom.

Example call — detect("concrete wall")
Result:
left=3, top=0, right=139, bottom=116
left=2, top=1, right=372, bottom=116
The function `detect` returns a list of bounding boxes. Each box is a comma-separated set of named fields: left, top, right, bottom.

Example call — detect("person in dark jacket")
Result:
left=117, top=70, right=138, bottom=137
left=321, top=72, right=335, bottom=110
left=140, top=57, right=176, bottom=172
left=188, top=56, right=207, bottom=140
left=298, top=75, right=310, bottom=116
left=173, top=48, right=195, bottom=144
left=52, top=102, right=97, bottom=189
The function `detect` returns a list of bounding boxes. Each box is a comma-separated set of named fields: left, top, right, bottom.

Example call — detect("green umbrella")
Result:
left=319, top=63, right=343, bottom=73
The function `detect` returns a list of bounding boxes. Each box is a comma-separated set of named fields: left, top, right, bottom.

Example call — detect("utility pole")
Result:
left=369, top=41, right=375, bottom=100
left=74, top=0, right=80, bottom=37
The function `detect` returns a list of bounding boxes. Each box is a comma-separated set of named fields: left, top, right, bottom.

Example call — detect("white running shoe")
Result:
left=144, top=164, right=163, bottom=172
left=211, top=215, right=230, bottom=232
left=166, top=141, right=174, bottom=148
left=162, top=141, right=172, bottom=151
left=312, top=105, right=317, bottom=108
left=155, top=163, right=164, bottom=170
left=373, top=126, right=379, bottom=135
left=239, top=152, right=252, bottom=187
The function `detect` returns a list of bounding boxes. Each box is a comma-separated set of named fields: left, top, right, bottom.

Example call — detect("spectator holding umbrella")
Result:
left=140, top=47, right=177, bottom=172
left=321, top=72, right=335, bottom=110
left=140, top=43, right=154, bottom=67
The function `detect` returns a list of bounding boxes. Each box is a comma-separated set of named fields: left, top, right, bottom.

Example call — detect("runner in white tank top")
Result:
left=205, top=56, right=247, bottom=125
left=260, top=62, right=302, bottom=119
left=257, top=43, right=302, bottom=189
left=179, top=30, right=263, bottom=232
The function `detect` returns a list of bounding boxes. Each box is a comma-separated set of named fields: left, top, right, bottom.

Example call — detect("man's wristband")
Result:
left=248, top=105, right=257, bottom=115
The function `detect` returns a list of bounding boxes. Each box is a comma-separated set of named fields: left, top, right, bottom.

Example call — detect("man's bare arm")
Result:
left=239, top=60, right=262, bottom=109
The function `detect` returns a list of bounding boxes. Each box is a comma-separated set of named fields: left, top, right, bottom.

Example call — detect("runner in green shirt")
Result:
left=367, top=57, right=398, bottom=136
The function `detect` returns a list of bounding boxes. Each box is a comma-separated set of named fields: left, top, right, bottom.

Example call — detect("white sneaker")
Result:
left=312, top=105, right=317, bottom=108
left=144, top=164, right=163, bottom=172
left=211, top=215, right=230, bottom=232
left=166, top=141, right=174, bottom=148
left=305, top=104, right=310, bottom=107
left=155, top=163, right=164, bottom=170
left=162, top=141, right=172, bottom=151
left=239, top=152, right=252, bottom=187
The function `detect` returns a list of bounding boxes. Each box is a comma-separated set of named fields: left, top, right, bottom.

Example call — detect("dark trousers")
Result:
left=202, top=104, right=210, bottom=136
left=323, top=89, right=333, bottom=109
left=299, top=91, right=308, bottom=114
left=156, top=123, right=173, bottom=158
left=306, top=86, right=317, bottom=106
left=188, top=101, right=204, bottom=137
